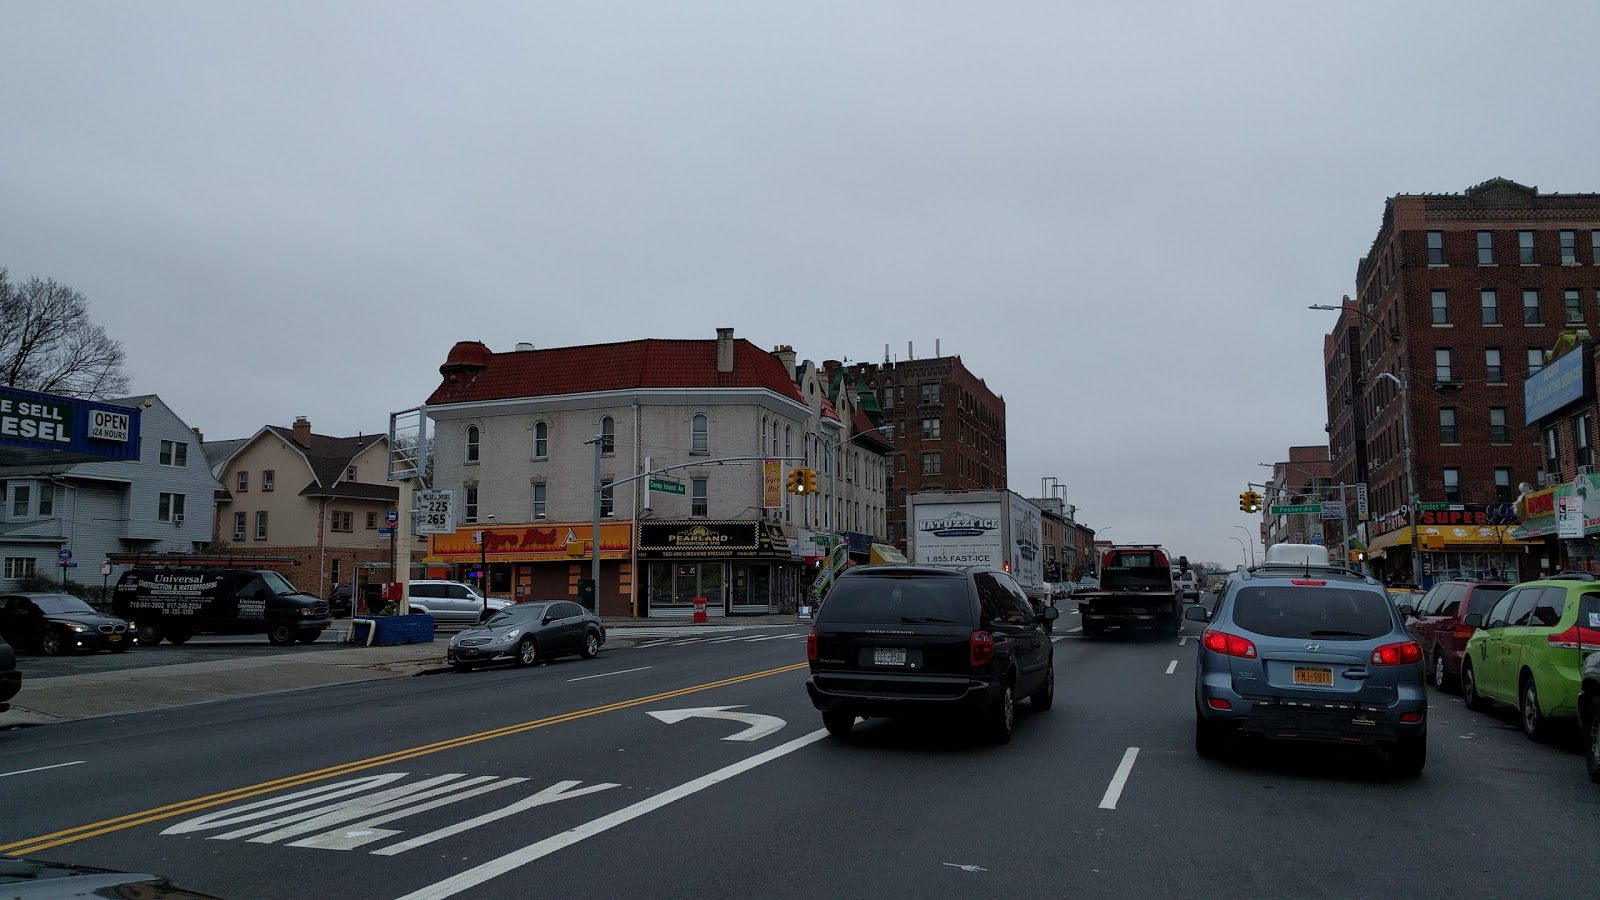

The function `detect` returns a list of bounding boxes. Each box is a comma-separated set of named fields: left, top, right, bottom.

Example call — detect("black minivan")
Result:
left=806, top=564, right=1058, bottom=743
left=112, top=568, right=332, bottom=646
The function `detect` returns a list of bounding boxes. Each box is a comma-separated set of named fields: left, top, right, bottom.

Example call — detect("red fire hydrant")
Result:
left=692, top=596, right=708, bottom=624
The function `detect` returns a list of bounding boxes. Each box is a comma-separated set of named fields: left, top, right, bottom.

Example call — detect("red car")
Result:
left=1400, top=580, right=1512, bottom=690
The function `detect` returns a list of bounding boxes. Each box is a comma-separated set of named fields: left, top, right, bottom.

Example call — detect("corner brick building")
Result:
left=831, top=354, right=1007, bottom=552
left=1328, top=177, right=1600, bottom=582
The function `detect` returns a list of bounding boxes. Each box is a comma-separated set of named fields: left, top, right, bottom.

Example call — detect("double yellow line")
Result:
left=1, top=661, right=808, bottom=858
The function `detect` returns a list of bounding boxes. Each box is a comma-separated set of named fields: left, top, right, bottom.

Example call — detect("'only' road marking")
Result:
left=0, top=662, right=807, bottom=858
left=0, top=761, right=85, bottom=780
left=1098, top=748, right=1140, bottom=810
left=393, top=728, right=831, bottom=900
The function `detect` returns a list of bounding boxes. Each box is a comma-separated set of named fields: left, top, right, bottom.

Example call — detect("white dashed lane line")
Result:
left=1098, top=747, right=1141, bottom=810
left=1165, top=660, right=1178, bottom=675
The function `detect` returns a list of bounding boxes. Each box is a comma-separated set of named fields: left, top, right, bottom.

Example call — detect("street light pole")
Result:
left=1232, top=524, right=1257, bottom=565
left=1310, top=302, right=1421, bottom=586
left=1229, top=535, right=1249, bottom=567
left=587, top=435, right=603, bottom=613
left=1375, top=371, right=1423, bottom=586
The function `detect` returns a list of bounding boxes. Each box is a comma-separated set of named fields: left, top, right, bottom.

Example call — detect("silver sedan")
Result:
left=447, top=600, right=606, bottom=671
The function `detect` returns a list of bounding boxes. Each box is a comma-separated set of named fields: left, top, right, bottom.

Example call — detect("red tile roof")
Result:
left=427, top=338, right=807, bottom=406
left=820, top=396, right=840, bottom=423
left=852, top=408, right=893, bottom=450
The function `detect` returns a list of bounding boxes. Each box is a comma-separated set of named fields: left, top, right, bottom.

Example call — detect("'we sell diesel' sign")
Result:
left=0, top=395, right=72, bottom=443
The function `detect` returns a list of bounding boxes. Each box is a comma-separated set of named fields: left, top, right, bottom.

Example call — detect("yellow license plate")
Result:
left=1293, top=666, right=1332, bottom=686
left=109, top=634, right=121, bottom=641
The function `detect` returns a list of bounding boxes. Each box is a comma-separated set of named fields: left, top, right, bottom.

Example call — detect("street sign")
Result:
left=57, top=549, right=72, bottom=562
left=413, top=489, right=455, bottom=535
left=58, top=562, right=78, bottom=568
left=1310, top=536, right=1324, bottom=545
left=378, top=527, right=395, bottom=536
left=1270, top=503, right=1322, bottom=515
left=386, top=509, right=399, bottom=526
left=1321, top=500, right=1346, bottom=521
left=1417, top=501, right=1451, bottom=512
left=1356, top=484, right=1369, bottom=520
left=648, top=477, right=686, bottom=495
left=100, top=561, right=111, bottom=576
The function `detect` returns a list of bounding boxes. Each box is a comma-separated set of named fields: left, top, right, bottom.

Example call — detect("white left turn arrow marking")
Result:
left=646, top=705, right=786, bottom=742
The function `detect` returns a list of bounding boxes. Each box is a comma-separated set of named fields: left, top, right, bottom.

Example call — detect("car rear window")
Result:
left=819, top=574, right=973, bottom=624
left=1101, top=551, right=1173, bottom=590
left=1466, top=587, right=1508, bottom=620
left=1231, top=585, right=1394, bottom=640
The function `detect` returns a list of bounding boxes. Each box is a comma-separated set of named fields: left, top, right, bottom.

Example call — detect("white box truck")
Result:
left=906, top=490, right=1050, bottom=611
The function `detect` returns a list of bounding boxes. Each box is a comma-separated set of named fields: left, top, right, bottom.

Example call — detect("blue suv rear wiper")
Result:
left=901, top=616, right=957, bottom=624
left=1306, top=629, right=1377, bottom=638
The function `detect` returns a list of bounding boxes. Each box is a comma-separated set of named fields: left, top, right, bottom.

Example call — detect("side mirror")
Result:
left=1396, top=604, right=1417, bottom=618
left=1042, top=606, right=1060, bottom=621
left=1184, top=605, right=1210, bottom=623
left=1463, top=613, right=1483, bottom=628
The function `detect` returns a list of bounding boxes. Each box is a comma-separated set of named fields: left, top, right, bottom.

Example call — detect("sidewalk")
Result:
left=601, top=614, right=805, bottom=628
left=0, top=641, right=453, bottom=729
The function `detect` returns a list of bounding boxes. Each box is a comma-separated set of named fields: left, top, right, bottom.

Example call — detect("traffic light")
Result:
left=1243, top=491, right=1262, bottom=513
left=1348, top=549, right=1366, bottom=563
left=1239, top=492, right=1251, bottom=513
left=786, top=468, right=802, bottom=494
left=802, top=468, right=819, bottom=494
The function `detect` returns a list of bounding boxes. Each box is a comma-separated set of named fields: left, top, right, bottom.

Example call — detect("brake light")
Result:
left=1371, top=641, right=1423, bottom=666
left=1400, top=711, right=1424, bottom=724
left=1207, top=697, right=1233, bottom=710
left=970, top=631, right=995, bottom=667
left=1291, top=579, right=1327, bottom=586
left=1451, top=625, right=1476, bottom=641
left=1202, top=630, right=1257, bottom=659
left=806, top=627, right=817, bottom=662
left=1547, top=626, right=1600, bottom=650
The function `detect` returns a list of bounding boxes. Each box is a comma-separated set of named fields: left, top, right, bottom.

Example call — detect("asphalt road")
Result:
left=3, top=615, right=1599, bottom=899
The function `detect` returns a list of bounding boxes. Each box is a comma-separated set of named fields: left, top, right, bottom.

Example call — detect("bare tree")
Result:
left=0, top=267, right=130, bottom=398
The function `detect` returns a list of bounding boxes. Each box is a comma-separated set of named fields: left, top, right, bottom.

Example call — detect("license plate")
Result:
left=1293, top=666, right=1333, bottom=686
left=460, top=649, right=477, bottom=658
left=873, top=648, right=907, bottom=667
left=109, top=634, right=121, bottom=642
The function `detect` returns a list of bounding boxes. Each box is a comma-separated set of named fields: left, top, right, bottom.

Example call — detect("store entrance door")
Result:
left=731, top=563, right=773, bottom=613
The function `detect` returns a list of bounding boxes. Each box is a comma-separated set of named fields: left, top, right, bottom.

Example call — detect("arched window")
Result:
left=600, top=416, right=615, bottom=454
left=534, top=421, right=548, bottom=458
left=771, top=421, right=779, bottom=456
left=692, top=413, right=709, bottom=451
left=466, top=425, right=480, bottom=463
left=784, top=426, right=791, bottom=459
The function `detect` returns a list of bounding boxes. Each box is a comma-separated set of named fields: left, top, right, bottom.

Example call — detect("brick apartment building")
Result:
left=1325, top=306, right=1369, bottom=492
left=1261, top=446, right=1332, bottom=548
left=1326, top=177, right=1600, bottom=582
left=832, top=353, right=1007, bottom=551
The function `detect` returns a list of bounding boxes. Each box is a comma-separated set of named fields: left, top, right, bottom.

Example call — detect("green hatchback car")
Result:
left=1460, top=579, right=1600, bottom=741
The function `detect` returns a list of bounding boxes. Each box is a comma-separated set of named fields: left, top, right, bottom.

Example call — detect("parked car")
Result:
left=1460, top=578, right=1600, bottom=741
left=1187, top=543, right=1427, bottom=776
left=327, top=583, right=384, bottom=618
left=1398, top=580, right=1511, bottom=690
left=0, top=633, right=19, bottom=712
left=0, top=857, right=223, bottom=899
left=112, top=568, right=330, bottom=646
left=0, top=593, right=134, bottom=655
left=1581, top=649, right=1600, bottom=784
left=805, top=564, right=1058, bottom=743
left=447, top=600, right=605, bottom=670
left=407, top=580, right=512, bottom=624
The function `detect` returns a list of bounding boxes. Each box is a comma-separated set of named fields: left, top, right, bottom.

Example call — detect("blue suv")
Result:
left=1186, top=544, right=1428, bottom=776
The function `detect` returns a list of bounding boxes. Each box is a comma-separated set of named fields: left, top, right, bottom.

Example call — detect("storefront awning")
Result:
left=1367, top=525, right=1533, bottom=552
left=869, top=543, right=907, bottom=565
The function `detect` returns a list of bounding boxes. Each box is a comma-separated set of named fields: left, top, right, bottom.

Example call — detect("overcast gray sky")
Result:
left=4, top=1, right=1599, bottom=567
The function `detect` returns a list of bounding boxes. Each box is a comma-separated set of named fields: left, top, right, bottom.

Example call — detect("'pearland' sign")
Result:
left=0, top=395, right=71, bottom=443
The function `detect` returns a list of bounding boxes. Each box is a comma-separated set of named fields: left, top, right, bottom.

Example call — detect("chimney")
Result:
left=908, top=341, right=914, bottom=360
left=191, top=426, right=204, bottom=443
left=935, top=338, right=940, bottom=356
left=771, top=344, right=797, bottom=380
left=516, top=342, right=534, bottom=352
left=716, top=327, right=735, bottom=373
left=291, top=417, right=312, bottom=448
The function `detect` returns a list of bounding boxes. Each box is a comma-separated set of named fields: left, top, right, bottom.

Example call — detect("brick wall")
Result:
left=1355, top=185, right=1600, bottom=528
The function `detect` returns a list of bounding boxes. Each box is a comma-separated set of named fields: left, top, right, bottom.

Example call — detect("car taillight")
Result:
left=1371, top=641, right=1423, bottom=666
left=1547, top=626, right=1600, bottom=650
left=806, top=627, right=817, bottom=662
left=1202, top=630, right=1256, bottom=659
left=970, top=631, right=995, bottom=667
left=1451, top=625, right=1476, bottom=641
